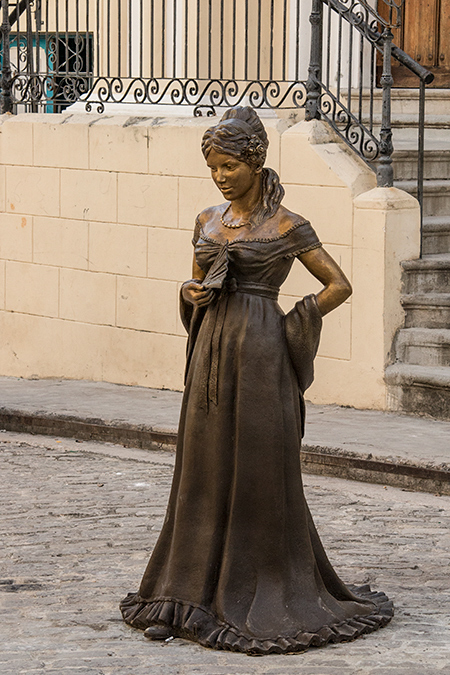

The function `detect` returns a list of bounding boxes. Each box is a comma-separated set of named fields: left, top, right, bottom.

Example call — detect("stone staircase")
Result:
left=383, top=90, right=450, bottom=420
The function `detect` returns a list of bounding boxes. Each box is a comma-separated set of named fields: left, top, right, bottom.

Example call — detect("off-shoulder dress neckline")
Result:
left=197, top=219, right=309, bottom=246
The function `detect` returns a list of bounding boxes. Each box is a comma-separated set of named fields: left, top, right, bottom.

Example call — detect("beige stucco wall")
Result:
left=0, top=112, right=420, bottom=408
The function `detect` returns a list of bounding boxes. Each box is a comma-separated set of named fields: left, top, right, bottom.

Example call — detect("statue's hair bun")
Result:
left=201, top=105, right=268, bottom=171
left=220, top=106, right=268, bottom=148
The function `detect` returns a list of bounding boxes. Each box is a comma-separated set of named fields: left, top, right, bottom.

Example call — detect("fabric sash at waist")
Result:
left=226, top=280, right=279, bottom=301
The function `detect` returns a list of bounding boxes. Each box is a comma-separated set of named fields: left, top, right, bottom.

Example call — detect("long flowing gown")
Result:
left=120, top=206, right=393, bottom=655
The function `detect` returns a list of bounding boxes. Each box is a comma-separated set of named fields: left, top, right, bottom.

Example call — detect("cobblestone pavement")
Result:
left=1, top=431, right=450, bottom=675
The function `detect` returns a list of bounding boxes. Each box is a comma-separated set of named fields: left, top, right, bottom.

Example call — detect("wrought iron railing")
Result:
left=304, top=0, right=433, bottom=248
left=0, top=0, right=434, bottom=241
left=307, top=0, right=400, bottom=181
left=1, top=0, right=315, bottom=115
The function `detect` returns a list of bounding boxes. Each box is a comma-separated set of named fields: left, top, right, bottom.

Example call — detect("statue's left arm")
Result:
left=298, top=247, right=352, bottom=316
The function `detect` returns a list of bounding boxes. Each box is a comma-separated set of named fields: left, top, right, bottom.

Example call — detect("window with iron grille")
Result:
left=50, top=32, right=94, bottom=112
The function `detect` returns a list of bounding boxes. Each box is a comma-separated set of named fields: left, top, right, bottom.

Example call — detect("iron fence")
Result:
left=0, top=0, right=316, bottom=114
left=0, top=0, right=434, bottom=236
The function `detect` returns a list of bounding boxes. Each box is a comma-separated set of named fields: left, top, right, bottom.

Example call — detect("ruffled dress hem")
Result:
left=119, top=585, right=394, bottom=655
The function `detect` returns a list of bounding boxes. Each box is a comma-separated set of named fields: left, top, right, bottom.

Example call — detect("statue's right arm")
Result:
left=181, top=254, right=215, bottom=307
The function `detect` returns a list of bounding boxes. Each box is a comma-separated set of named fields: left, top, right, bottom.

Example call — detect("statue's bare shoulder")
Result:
left=196, top=204, right=228, bottom=235
left=259, top=204, right=310, bottom=239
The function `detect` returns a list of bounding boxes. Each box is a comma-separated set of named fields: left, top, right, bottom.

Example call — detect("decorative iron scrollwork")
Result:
left=319, top=85, right=380, bottom=163
left=193, top=105, right=216, bottom=117
left=76, top=78, right=308, bottom=113
left=327, top=0, right=404, bottom=30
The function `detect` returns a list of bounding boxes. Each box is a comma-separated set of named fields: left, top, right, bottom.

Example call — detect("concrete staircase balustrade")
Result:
left=382, top=90, right=450, bottom=419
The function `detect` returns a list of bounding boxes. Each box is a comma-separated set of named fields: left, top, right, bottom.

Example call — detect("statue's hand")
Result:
left=182, top=280, right=215, bottom=307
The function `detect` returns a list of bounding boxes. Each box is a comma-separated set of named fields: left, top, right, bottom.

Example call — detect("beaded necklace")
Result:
left=220, top=203, right=255, bottom=229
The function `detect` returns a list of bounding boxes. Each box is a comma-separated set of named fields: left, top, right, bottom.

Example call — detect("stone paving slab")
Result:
left=1, top=431, right=449, bottom=674
left=0, top=377, right=450, bottom=493
left=0, top=377, right=183, bottom=432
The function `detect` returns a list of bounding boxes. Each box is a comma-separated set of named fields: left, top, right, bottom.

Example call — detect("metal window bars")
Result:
left=1, top=0, right=94, bottom=113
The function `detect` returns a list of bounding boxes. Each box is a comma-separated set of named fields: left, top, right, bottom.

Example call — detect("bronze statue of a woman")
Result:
left=120, top=106, right=393, bottom=655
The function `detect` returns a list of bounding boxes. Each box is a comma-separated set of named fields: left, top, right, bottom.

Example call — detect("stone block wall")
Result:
left=0, top=111, right=420, bottom=408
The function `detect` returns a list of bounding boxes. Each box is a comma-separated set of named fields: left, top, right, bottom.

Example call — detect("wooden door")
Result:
left=380, top=0, right=450, bottom=87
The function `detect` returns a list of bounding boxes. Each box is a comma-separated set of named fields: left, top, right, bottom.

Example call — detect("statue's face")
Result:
left=206, top=149, right=260, bottom=202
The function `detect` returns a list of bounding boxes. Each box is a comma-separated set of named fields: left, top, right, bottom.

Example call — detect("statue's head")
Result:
left=201, top=106, right=269, bottom=171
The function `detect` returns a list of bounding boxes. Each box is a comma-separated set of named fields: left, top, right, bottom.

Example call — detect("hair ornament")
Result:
left=243, top=134, right=267, bottom=168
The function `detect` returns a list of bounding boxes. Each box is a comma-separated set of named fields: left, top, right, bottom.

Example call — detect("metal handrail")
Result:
left=391, top=46, right=434, bottom=84
left=323, top=0, right=433, bottom=84
left=9, top=0, right=30, bottom=27
left=305, top=0, right=433, bottom=252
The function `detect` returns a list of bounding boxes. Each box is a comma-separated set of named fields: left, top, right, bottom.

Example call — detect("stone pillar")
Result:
left=352, top=187, right=420, bottom=407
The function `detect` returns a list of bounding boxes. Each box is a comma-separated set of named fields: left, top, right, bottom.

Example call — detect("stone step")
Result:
left=391, top=127, right=450, bottom=146
left=394, top=180, right=450, bottom=217
left=422, top=216, right=450, bottom=255
left=385, top=364, right=450, bottom=420
left=370, top=114, right=450, bottom=129
left=395, top=328, right=450, bottom=367
left=357, top=88, right=450, bottom=117
left=401, top=293, right=450, bottom=329
left=393, top=149, right=450, bottom=181
left=401, top=254, right=450, bottom=293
